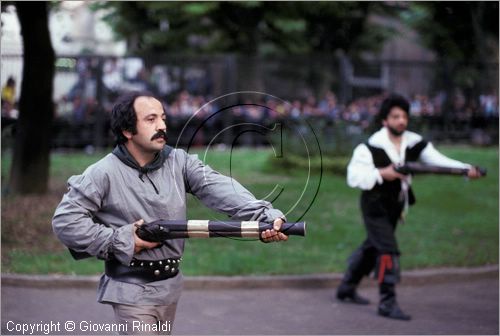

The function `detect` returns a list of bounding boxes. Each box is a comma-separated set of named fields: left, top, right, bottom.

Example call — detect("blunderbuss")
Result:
left=136, top=219, right=307, bottom=242
left=69, top=220, right=306, bottom=260
left=394, top=162, right=487, bottom=176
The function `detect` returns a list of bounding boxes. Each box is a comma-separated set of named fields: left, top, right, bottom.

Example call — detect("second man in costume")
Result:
left=336, top=94, right=481, bottom=320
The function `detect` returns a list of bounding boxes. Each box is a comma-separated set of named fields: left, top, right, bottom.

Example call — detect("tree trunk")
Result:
left=9, top=2, right=55, bottom=194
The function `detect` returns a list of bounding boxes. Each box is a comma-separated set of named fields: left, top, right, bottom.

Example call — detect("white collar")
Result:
left=367, top=127, right=422, bottom=164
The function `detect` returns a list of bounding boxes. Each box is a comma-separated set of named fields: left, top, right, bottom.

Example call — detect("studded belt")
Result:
left=104, top=257, right=181, bottom=284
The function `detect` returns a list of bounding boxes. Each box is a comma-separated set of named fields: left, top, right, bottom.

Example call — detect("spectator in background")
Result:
left=1, top=76, right=17, bottom=118
left=302, top=94, right=320, bottom=116
left=480, top=92, right=499, bottom=117
left=178, top=90, right=196, bottom=117
left=410, top=94, right=422, bottom=117
left=318, top=91, right=340, bottom=119
left=103, top=58, right=124, bottom=94
left=290, top=100, right=302, bottom=119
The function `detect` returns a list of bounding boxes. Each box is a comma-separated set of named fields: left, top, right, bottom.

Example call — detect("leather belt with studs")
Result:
left=105, top=257, right=182, bottom=284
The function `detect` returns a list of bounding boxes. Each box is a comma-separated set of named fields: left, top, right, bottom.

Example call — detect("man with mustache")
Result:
left=52, top=92, right=287, bottom=334
left=335, top=93, right=481, bottom=320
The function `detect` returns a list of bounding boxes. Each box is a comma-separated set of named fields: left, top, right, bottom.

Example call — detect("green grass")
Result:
left=1, top=146, right=498, bottom=275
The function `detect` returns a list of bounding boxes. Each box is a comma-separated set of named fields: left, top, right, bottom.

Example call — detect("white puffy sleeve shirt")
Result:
left=347, top=129, right=471, bottom=191
left=347, top=143, right=384, bottom=190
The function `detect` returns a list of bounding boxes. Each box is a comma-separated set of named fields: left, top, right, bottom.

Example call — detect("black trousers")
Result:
left=342, top=191, right=404, bottom=287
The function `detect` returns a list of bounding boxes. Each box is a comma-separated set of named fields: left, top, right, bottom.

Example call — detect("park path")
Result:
left=1, top=269, right=498, bottom=335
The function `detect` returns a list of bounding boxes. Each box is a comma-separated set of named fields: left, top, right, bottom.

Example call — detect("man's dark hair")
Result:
left=110, top=91, right=159, bottom=144
left=378, top=93, right=410, bottom=121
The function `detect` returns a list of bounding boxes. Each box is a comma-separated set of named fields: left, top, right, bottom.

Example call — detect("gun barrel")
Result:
left=71, top=220, right=307, bottom=259
left=137, top=220, right=306, bottom=241
left=395, top=163, right=487, bottom=176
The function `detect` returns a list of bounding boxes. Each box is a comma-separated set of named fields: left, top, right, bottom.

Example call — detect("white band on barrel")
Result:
left=241, top=221, right=259, bottom=231
left=240, top=221, right=259, bottom=237
left=187, top=220, right=210, bottom=238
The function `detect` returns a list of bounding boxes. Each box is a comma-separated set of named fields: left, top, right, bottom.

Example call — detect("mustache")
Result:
left=151, top=130, right=167, bottom=141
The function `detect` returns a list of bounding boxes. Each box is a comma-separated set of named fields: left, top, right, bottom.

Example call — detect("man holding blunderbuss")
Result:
left=52, top=91, right=288, bottom=335
left=335, top=93, right=482, bottom=321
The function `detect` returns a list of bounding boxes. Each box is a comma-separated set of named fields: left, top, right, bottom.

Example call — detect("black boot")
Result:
left=378, top=284, right=411, bottom=321
left=336, top=282, right=370, bottom=304
left=378, top=301, right=411, bottom=321
left=336, top=245, right=376, bottom=305
left=377, top=255, right=411, bottom=321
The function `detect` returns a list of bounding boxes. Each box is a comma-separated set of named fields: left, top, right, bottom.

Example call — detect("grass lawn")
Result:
left=1, top=145, right=498, bottom=276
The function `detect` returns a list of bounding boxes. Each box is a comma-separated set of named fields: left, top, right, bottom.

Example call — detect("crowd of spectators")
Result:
left=48, top=57, right=499, bottom=131
left=50, top=57, right=497, bottom=128
left=2, top=58, right=498, bottom=148
left=49, top=84, right=499, bottom=149
left=123, top=89, right=497, bottom=147
left=161, top=89, right=498, bottom=128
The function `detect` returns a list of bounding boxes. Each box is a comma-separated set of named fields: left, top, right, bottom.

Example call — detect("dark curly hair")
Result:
left=378, top=93, right=410, bottom=121
left=110, top=91, right=159, bottom=144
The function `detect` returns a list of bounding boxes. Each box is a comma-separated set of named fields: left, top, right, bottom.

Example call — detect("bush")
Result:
left=268, top=117, right=365, bottom=174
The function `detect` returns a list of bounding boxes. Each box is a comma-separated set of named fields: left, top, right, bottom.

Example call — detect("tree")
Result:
left=94, top=1, right=395, bottom=94
left=8, top=2, right=55, bottom=194
left=403, top=2, right=499, bottom=114
left=95, top=1, right=394, bottom=56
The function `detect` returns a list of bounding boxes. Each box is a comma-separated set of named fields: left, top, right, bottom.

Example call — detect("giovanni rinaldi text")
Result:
left=5, top=320, right=172, bottom=334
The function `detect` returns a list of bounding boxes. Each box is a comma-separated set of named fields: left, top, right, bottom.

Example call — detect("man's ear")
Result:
left=122, top=130, right=133, bottom=140
left=381, top=119, right=388, bottom=127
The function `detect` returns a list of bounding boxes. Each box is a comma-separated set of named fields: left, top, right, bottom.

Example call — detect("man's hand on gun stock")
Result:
left=260, top=217, right=289, bottom=243
left=133, top=219, right=161, bottom=253
left=379, top=164, right=407, bottom=182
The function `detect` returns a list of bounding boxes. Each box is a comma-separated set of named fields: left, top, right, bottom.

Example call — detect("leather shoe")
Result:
left=336, top=288, right=370, bottom=305
left=378, top=304, right=411, bottom=321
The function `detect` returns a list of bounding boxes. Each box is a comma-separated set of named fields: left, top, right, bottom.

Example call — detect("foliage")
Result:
left=92, top=1, right=397, bottom=56
left=401, top=2, right=499, bottom=101
left=268, top=118, right=366, bottom=174
left=402, top=2, right=498, bottom=63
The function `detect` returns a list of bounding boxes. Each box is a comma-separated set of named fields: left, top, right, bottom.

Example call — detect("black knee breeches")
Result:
left=342, top=191, right=404, bottom=285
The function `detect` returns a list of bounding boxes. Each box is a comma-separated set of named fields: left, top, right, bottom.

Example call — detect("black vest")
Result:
left=365, top=140, right=428, bottom=205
